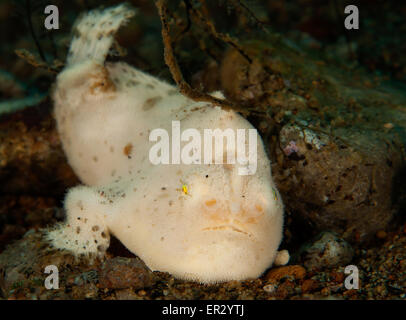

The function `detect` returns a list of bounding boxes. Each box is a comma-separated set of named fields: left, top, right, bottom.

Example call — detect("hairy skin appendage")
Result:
left=45, top=3, right=288, bottom=284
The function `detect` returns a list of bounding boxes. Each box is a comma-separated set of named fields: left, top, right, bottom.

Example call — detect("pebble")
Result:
left=263, top=284, right=277, bottom=293
left=300, top=232, right=354, bottom=270
left=376, top=230, right=387, bottom=239
left=383, top=123, right=394, bottom=129
left=301, top=279, right=318, bottom=293
left=274, top=249, right=290, bottom=266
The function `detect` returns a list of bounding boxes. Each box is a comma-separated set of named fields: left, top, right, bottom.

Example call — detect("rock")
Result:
left=275, top=123, right=401, bottom=241
left=219, top=41, right=406, bottom=241
left=299, top=232, right=354, bottom=270
left=98, top=257, right=155, bottom=290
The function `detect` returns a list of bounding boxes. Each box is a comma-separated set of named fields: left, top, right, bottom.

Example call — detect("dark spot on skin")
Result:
left=101, top=232, right=107, bottom=238
left=76, top=227, right=81, bottom=234
left=206, top=175, right=209, bottom=178
left=161, top=187, right=166, bottom=190
left=143, top=96, right=162, bottom=111
left=126, top=79, right=139, bottom=87
left=92, top=225, right=100, bottom=232
left=123, top=143, right=133, bottom=159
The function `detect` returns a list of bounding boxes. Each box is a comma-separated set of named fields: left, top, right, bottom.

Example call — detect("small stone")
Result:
left=383, top=123, right=394, bottom=129
left=265, top=265, right=306, bottom=283
left=275, top=280, right=295, bottom=298
left=299, top=232, right=354, bottom=270
left=98, top=257, right=155, bottom=289
left=274, top=250, right=290, bottom=266
left=263, top=284, right=276, bottom=293
left=3, top=267, right=26, bottom=293
left=84, top=283, right=99, bottom=299
left=376, top=230, right=387, bottom=239
left=330, top=271, right=345, bottom=283
left=320, top=287, right=331, bottom=296
left=374, top=284, right=387, bottom=297
left=301, top=279, right=318, bottom=293
left=115, top=288, right=139, bottom=300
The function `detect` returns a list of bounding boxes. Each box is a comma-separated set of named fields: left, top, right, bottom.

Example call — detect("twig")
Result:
left=155, top=0, right=249, bottom=116
left=15, top=49, right=62, bottom=74
left=234, top=0, right=270, bottom=33
left=189, top=0, right=252, bottom=64
left=25, top=0, right=47, bottom=63
left=172, top=0, right=192, bottom=43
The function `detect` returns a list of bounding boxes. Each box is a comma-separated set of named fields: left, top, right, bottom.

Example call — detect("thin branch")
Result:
left=155, top=0, right=249, bottom=116
left=172, top=0, right=192, bottom=43
left=25, top=0, right=47, bottom=63
left=15, top=49, right=62, bottom=74
left=234, top=0, right=271, bottom=33
left=189, top=0, right=252, bottom=64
